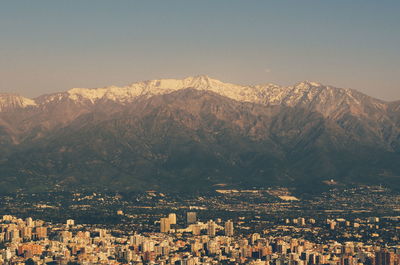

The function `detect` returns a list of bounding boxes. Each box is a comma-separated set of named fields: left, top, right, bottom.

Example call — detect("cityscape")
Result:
left=1, top=1, right=400, bottom=264
left=0, top=186, right=399, bottom=264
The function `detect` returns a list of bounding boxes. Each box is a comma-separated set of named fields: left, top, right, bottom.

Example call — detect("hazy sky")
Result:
left=1, top=1, right=399, bottom=101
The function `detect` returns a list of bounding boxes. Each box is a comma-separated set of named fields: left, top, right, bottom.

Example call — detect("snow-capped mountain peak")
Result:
left=44, top=76, right=380, bottom=120
left=295, top=81, right=323, bottom=87
left=2, top=76, right=385, bottom=122
left=65, top=75, right=264, bottom=104
left=0, top=93, right=37, bottom=111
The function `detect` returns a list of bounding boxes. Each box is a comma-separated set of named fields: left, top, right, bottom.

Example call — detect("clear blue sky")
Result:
left=1, top=0, right=399, bottom=100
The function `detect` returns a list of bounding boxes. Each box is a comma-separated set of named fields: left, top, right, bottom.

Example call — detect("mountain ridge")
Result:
left=0, top=77, right=399, bottom=193
left=1, top=76, right=395, bottom=109
left=2, top=76, right=398, bottom=148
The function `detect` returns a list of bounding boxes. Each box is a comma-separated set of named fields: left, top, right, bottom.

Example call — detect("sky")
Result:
left=0, top=1, right=399, bottom=101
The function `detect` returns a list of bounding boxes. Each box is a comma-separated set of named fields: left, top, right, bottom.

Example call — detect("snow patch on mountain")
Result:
left=0, top=94, right=37, bottom=111
left=2, top=76, right=386, bottom=121
left=65, top=75, right=287, bottom=105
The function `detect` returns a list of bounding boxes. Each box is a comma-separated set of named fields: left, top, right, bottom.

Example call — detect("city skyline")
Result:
left=1, top=2, right=399, bottom=264
left=1, top=187, right=399, bottom=264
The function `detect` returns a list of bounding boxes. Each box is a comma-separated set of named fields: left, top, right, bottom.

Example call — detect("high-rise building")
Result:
left=225, top=220, right=234, bottom=236
left=187, top=212, right=197, bottom=224
left=191, top=224, right=201, bottom=236
left=21, top=227, right=32, bottom=240
left=297, top=218, right=306, bottom=226
left=60, top=231, right=72, bottom=242
left=207, top=220, right=216, bottom=237
left=160, top=218, right=170, bottom=233
left=130, top=234, right=143, bottom=246
left=98, top=229, right=108, bottom=238
left=168, top=213, right=177, bottom=225
left=25, top=217, right=34, bottom=228
left=251, top=234, right=260, bottom=245
left=35, top=227, right=47, bottom=239
left=8, top=229, right=20, bottom=242
left=375, top=249, right=395, bottom=265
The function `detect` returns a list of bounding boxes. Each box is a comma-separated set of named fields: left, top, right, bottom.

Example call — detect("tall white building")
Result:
left=25, top=217, right=34, bottom=228
left=160, top=218, right=170, bottom=233
left=207, top=220, right=216, bottom=237
left=225, top=220, right=234, bottom=236
left=168, top=213, right=177, bottom=225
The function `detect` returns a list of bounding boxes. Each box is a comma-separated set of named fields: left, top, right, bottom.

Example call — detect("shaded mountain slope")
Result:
left=1, top=88, right=399, bottom=193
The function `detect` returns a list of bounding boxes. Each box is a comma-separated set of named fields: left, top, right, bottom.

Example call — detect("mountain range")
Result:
left=1, top=75, right=399, bottom=193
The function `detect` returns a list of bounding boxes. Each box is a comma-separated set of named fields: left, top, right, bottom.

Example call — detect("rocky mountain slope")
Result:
left=0, top=76, right=399, bottom=192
